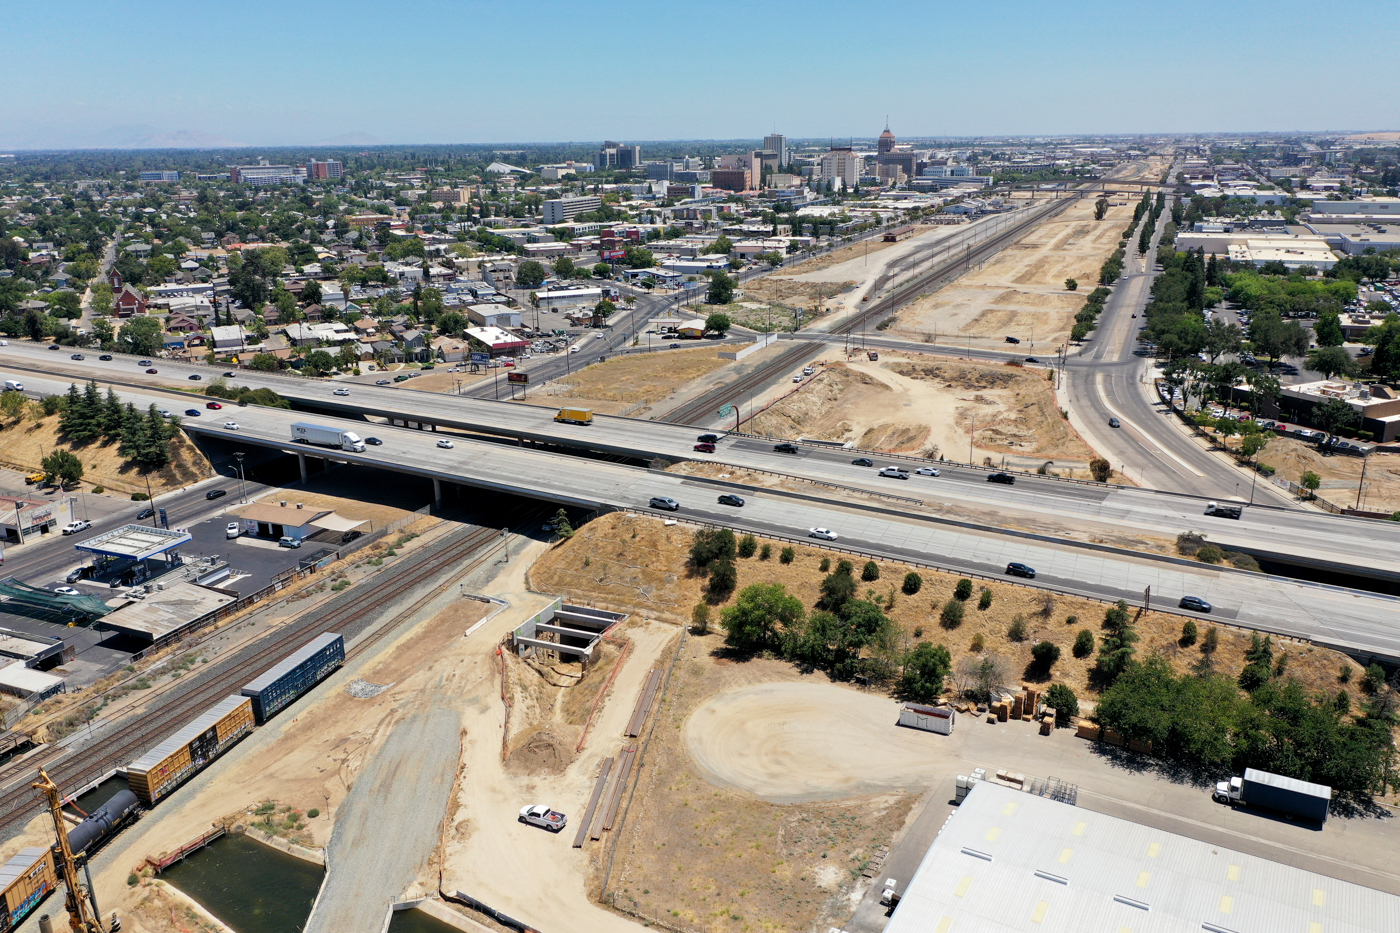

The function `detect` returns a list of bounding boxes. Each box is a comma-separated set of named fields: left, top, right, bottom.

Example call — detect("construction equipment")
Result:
left=32, top=769, right=107, bottom=933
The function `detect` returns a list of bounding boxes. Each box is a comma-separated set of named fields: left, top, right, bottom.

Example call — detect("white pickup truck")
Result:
left=518, top=804, right=567, bottom=832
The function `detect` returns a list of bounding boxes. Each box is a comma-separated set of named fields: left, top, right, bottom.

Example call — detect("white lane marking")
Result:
left=1095, top=373, right=1205, bottom=477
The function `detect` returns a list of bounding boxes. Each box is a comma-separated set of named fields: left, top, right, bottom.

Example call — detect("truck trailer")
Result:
left=554, top=407, right=593, bottom=425
left=291, top=422, right=366, bottom=452
left=1205, top=501, right=1243, bottom=519
left=1213, top=768, right=1330, bottom=823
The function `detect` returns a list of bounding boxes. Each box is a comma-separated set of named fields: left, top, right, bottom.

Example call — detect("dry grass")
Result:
left=741, top=277, right=856, bottom=311
left=0, top=412, right=212, bottom=494
left=542, top=346, right=735, bottom=414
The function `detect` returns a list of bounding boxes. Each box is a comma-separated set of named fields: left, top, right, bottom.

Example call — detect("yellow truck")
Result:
left=554, top=407, right=593, bottom=425
left=23, top=473, right=45, bottom=486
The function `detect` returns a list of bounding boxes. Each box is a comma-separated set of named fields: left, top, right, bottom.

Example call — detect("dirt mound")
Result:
left=748, top=366, right=886, bottom=442
left=857, top=422, right=929, bottom=452
left=506, top=725, right=575, bottom=776
left=888, top=360, right=1017, bottom=391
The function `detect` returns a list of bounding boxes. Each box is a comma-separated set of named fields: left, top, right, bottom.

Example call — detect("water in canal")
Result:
left=388, top=907, right=471, bottom=933
left=64, top=774, right=130, bottom=818
left=160, top=832, right=323, bottom=933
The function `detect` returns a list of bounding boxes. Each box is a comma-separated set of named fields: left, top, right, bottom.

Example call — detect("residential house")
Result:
left=114, top=284, right=147, bottom=317
left=283, top=323, right=322, bottom=347
left=432, top=335, right=469, bottom=362
left=303, top=303, right=324, bottom=323
left=210, top=324, right=257, bottom=351
left=165, top=313, right=201, bottom=333
left=351, top=317, right=378, bottom=338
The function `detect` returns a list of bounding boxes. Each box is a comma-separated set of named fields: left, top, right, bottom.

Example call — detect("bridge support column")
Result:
left=433, top=477, right=442, bottom=510
left=298, top=453, right=307, bottom=481
left=323, top=457, right=331, bottom=473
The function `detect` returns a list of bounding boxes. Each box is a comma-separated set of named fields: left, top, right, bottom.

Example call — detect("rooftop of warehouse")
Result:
left=884, top=781, right=1397, bottom=933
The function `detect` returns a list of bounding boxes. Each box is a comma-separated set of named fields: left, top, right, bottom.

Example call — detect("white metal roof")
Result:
left=241, top=632, right=341, bottom=695
left=73, top=523, right=192, bottom=560
left=128, top=695, right=249, bottom=774
left=884, top=781, right=1397, bottom=933
left=0, top=661, right=63, bottom=695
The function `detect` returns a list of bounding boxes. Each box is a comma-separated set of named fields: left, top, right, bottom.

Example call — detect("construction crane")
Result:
left=32, top=769, right=109, bottom=933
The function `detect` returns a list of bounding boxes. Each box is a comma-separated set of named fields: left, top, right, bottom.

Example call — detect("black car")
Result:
left=365, top=437, right=383, bottom=446
left=852, top=457, right=874, bottom=467
left=1179, top=596, right=1213, bottom=613
left=189, top=374, right=202, bottom=381
left=223, top=371, right=236, bottom=377
left=1004, top=336, right=1021, bottom=344
left=987, top=472, right=1016, bottom=485
left=205, top=489, right=227, bottom=500
left=99, top=354, right=113, bottom=361
left=717, top=494, right=745, bottom=507
left=48, top=344, right=60, bottom=350
left=184, top=409, right=201, bottom=417
left=137, top=508, right=155, bottom=520
left=773, top=442, right=799, bottom=453
left=1024, top=356, right=1040, bottom=364
left=1006, top=562, right=1036, bottom=579
left=697, top=434, right=720, bottom=444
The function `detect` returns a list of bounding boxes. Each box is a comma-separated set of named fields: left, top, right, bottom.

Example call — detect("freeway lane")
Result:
left=4, top=368, right=1400, bottom=661
left=5, top=345, right=1400, bottom=585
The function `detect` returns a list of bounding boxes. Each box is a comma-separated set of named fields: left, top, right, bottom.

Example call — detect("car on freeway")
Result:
left=61, top=520, right=92, bottom=536
left=1179, top=596, right=1213, bottom=613
left=223, top=421, right=240, bottom=430
left=365, top=437, right=383, bottom=446
left=145, top=368, right=158, bottom=374
left=189, top=374, right=202, bottom=381
left=138, top=360, right=153, bottom=366
left=278, top=536, right=302, bottom=549
left=914, top=467, right=940, bottom=476
left=808, top=527, right=838, bottom=541
left=184, top=409, right=201, bottom=417
left=206, top=401, right=222, bottom=409
left=223, top=371, right=237, bottom=377
left=394, top=374, right=411, bottom=382
left=48, top=344, right=60, bottom=351
left=669, top=343, right=680, bottom=349
left=518, top=805, right=567, bottom=832
left=99, top=354, right=113, bottom=361
left=693, top=443, right=715, bottom=453
left=226, top=522, right=240, bottom=539
left=53, top=587, right=80, bottom=596
left=333, top=388, right=351, bottom=396
left=71, top=353, right=85, bottom=360
left=717, top=494, right=745, bottom=507
left=1109, top=417, right=1120, bottom=428
left=436, top=439, right=455, bottom=449
left=205, top=489, right=227, bottom=500
left=852, top=457, right=874, bottom=467
left=376, top=379, right=391, bottom=386
left=987, top=472, right=1016, bottom=485
left=649, top=496, right=680, bottom=511
left=569, top=346, right=579, bottom=353
left=878, top=467, right=910, bottom=479
left=594, top=333, right=604, bottom=339
left=697, top=434, right=719, bottom=444
left=1005, top=562, right=1036, bottom=579
left=158, top=409, right=172, bottom=418
left=136, top=508, right=155, bottom=520
left=773, top=442, right=799, bottom=454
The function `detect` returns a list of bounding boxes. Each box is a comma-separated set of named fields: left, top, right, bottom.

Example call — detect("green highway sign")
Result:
left=718, top=404, right=733, bottom=416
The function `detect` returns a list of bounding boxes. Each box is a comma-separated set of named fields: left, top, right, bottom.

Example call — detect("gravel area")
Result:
left=304, top=704, right=460, bottom=933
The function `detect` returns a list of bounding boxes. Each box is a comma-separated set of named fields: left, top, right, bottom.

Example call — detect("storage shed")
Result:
left=127, top=695, right=255, bottom=805
left=241, top=632, right=345, bottom=723
left=0, top=662, right=64, bottom=702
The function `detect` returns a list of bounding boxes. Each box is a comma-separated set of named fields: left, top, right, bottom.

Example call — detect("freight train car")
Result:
left=67, top=789, right=141, bottom=857
left=0, top=847, right=56, bottom=932
left=127, top=696, right=255, bottom=806
left=240, top=632, right=344, bottom=724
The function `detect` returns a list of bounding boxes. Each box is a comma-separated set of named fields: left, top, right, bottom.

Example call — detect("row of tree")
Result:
left=54, top=380, right=180, bottom=471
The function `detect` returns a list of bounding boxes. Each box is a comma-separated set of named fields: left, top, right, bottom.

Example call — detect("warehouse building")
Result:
left=883, top=781, right=1397, bottom=933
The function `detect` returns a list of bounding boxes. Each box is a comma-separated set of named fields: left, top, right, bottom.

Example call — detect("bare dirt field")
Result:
left=399, top=367, right=492, bottom=393
left=739, top=276, right=856, bottom=315
left=0, top=413, right=210, bottom=494
left=745, top=357, right=1098, bottom=468
left=1246, top=437, right=1400, bottom=513
left=885, top=194, right=1136, bottom=350
left=536, top=345, right=736, bottom=416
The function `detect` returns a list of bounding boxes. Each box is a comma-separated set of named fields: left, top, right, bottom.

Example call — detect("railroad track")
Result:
left=0, top=510, right=534, bottom=835
left=662, top=192, right=1090, bottom=426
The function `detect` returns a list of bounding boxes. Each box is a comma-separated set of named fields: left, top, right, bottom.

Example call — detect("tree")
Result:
left=0, top=390, right=24, bottom=421
left=1306, top=346, right=1353, bottom=380
left=818, top=568, right=858, bottom=612
left=957, top=653, right=1010, bottom=704
left=1249, top=310, right=1310, bottom=367
left=1246, top=371, right=1281, bottom=415
left=706, top=272, right=734, bottom=305
left=1313, top=310, right=1344, bottom=348
left=516, top=260, right=546, bottom=290
left=302, top=349, right=336, bottom=376
left=704, top=235, right=733, bottom=255
left=1064, top=278, right=1078, bottom=292
left=901, top=572, right=922, bottom=595
left=592, top=262, right=611, bottom=278
left=691, top=602, right=710, bottom=635
left=90, top=282, right=113, bottom=317
left=593, top=299, right=616, bottom=325
left=1180, top=619, right=1198, bottom=646
left=1094, top=198, right=1109, bottom=221
left=1030, top=641, right=1061, bottom=674
left=898, top=643, right=953, bottom=703
left=41, top=449, right=83, bottom=487
left=622, top=246, right=654, bottom=269
left=738, top=533, right=758, bottom=558
left=1044, top=683, right=1078, bottom=725
left=707, top=559, right=737, bottom=601
left=721, top=583, right=805, bottom=653
left=861, top=561, right=880, bottom=582
left=436, top=311, right=466, bottom=336
left=954, top=578, right=973, bottom=601
left=1096, top=601, right=1138, bottom=685
left=115, top=316, right=163, bottom=356
left=1313, top=395, right=1360, bottom=443
left=301, top=279, right=323, bottom=306
left=1203, top=318, right=1243, bottom=363
left=249, top=353, right=279, bottom=372
left=704, top=312, right=732, bottom=335
left=939, top=599, right=965, bottom=629
left=552, top=256, right=575, bottom=278
left=550, top=508, right=573, bottom=539
left=690, top=527, right=737, bottom=568
left=1072, top=629, right=1095, bottom=658
left=1089, top=458, right=1113, bottom=482
left=1300, top=471, right=1321, bottom=498
left=50, top=290, right=81, bottom=320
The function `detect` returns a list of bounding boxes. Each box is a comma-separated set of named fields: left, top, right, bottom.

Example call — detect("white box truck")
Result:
left=290, top=422, right=366, bottom=453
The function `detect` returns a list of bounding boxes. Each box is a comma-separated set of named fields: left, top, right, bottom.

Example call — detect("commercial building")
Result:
left=597, top=142, right=641, bottom=170
left=465, top=304, right=522, bottom=329
left=763, top=133, right=788, bottom=167
left=711, top=168, right=752, bottom=192
left=884, top=780, right=1397, bottom=933
left=1303, top=222, right=1400, bottom=256
left=542, top=195, right=603, bottom=225
left=819, top=147, right=862, bottom=190
left=465, top=325, right=530, bottom=357
left=1304, top=197, right=1400, bottom=221
left=307, top=159, right=343, bottom=180
left=139, top=171, right=180, bottom=183
left=1279, top=380, right=1400, bottom=442
left=1172, top=231, right=1338, bottom=270
left=0, top=495, right=65, bottom=541
left=230, top=162, right=307, bottom=185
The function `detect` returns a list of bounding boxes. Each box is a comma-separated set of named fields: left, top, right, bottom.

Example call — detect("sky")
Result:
left=4, top=0, right=1399, bottom=150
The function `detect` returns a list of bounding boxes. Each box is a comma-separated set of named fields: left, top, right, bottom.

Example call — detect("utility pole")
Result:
left=233, top=452, right=248, bottom=504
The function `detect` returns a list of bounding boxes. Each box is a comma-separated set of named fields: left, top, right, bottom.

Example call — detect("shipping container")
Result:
left=899, top=703, right=955, bottom=735
left=127, top=696, right=255, bottom=806
left=0, top=847, right=56, bottom=931
left=241, top=632, right=345, bottom=724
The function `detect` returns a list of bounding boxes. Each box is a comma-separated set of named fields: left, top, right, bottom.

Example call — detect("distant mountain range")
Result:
left=0, top=124, right=387, bottom=150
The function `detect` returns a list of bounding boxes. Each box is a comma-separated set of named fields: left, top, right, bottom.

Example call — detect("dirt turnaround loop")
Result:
left=684, top=681, right=947, bottom=803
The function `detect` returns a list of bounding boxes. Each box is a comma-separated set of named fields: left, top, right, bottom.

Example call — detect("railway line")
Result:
left=0, top=511, right=531, bottom=837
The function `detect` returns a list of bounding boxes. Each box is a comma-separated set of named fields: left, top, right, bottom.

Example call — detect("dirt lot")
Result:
left=1246, top=437, right=1400, bottom=513
left=398, top=367, right=492, bottom=393
left=885, top=194, right=1135, bottom=350
left=746, top=357, right=1098, bottom=468
left=740, top=276, right=856, bottom=315
left=537, top=345, right=735, bottom=416
left=0, top=412, right=210, bottom=494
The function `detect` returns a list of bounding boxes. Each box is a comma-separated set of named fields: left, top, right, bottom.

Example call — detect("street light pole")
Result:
left=233, top=451, right=248, bottom=504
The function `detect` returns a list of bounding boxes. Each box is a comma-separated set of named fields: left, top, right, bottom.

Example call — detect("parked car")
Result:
left=65, top=567, right=88, bottom=584
left=852, top=457, right=874, bottom=467
left=878, top=467, right=910, bottom=479
left=205, top=489, right=227, bottom=500
left=226, top=522, right=240, bottom=539
left=333, top=388, right=351, bottom=396
left=1006, top=562, right=1036, bottom=579
left=914, top=467, right=940, bottom=476
left=693, top=443, right=715, bottom=453
left=206, top=401, right=223, bottom=409
left=987, top=472, right=1016, bottom=484
left=53, top=586, right=80, bottom=596
left=773, top=442, right=799, bottom=453
left=649, top=496, right=680, bottom=511
left=61, top=520, right=92, bottom=536
left=1179, top=596, right=1213, bottom=613
left=365, top=437, right=383, bottom=446
left=717, top=494, right=745, bottom=507
left=223, top=421, right=240, bottom=430
left=278, top=536, right=302, bottom=549
left=436, top=439, right=455, bottom=449
left=518, top=805, right=567, bottom=832
left=808, top=528, right=838, bottom=541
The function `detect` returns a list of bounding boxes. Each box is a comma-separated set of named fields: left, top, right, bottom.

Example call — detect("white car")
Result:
left=53, top=586, right=80, bottom=596
left=226, top=522, right=240, bottom=539
left=594, top=333, right=604, bottom=339
left=333, top=388, right=351, bottom=396
left=437, top=439, right=455, bottom=449
left=569, top=346, right=579, bottom=353
left=878, top=467, right=910, bottom=479
left=808, top=527, right=838, bottom=541
left=223, top=421, right=240, bottom=430
left=518, top=804, right=567, bottom=832
left=914, top=467, right=940, bottom=476
left=61, top=520, right=92, bottom=536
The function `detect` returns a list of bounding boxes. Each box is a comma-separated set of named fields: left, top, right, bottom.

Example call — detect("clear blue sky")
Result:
left=5, top=0, right=1398, bottom=149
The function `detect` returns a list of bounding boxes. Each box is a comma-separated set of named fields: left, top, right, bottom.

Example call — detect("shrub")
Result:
left=818, top=570, right=857, bottom=611
left=308, top=808, right=320, bottom=818
left=1180, top=619, right=1198, bottom=646
left=861, top=561, right=880, bottom=582
left=819, top=556, right=831, bottom=572
left=759, top=543, right=772, bottom=561
left=1064, top=614, right=1078, bottom=627
left=1361, top=663, right=1387, bottom=695
left=970, top=632, right=985, bottom=652
left=1031, top=640, right=1060, bottom=667
left=690, top=528, right=737, bottom=568
left=1202, top=626, right=1219, bottom=654
left=913, top=626, right=924, bottom=638
left=1072, top=629, right=1095, bottom=658
left=706, top=559, right=737, bottom=600
left=128, top=873, right=139, bottom=887
left=940, top=599, right=965, bottom=629
left=91, top=485, right=104, bottom=494
left=836, top=559, right=854, bottom=576
left=738, top=534, right=758, bottom=558
left=898, top=642, right=953, bottom=703
left=902, top=572, right=923, bottom=595
left=1339, top=663, right=1352, bottom=684
left=1089, top=457, right=1113, bottom=482
left=779, top=546, right=795, bottom=564
left=691, top=602, right=711, bottom=635
left=953, top=578, right=973, bottom=601
left=131, top=492, right=149, bottom=501
left=1007, top=616, right=1028, bottom=642
left=977, top=588, right=993, bottom=610
left=1044, top=683, right=1078, bottom=725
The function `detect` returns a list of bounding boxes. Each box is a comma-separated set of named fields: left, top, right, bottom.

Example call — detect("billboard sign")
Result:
left=469, top=352, right=490, bottom=364
left=602, top=249, right=625, bottom=261
left=507, top=372, right=530, bottom=385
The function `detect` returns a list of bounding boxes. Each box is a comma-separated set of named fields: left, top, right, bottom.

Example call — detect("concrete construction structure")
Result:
left=542, top=195, right=603, bottom=225
left=884, top=781, right=1396, bottom=933
left=711, top=168, right=752, bottom=192
left=597, top=141, right=641, bottom=170
left=230, top=161, right=307, bottom=185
